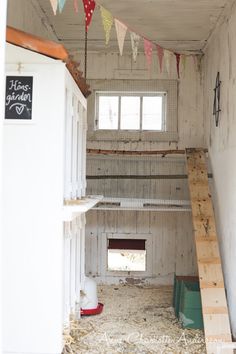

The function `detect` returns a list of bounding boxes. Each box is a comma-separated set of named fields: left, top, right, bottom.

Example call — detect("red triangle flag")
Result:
left=175, top=53, right=181, bottom=78
left=156, top=45, right=164, bottom=73
left=82, top=0, right=96, bottom=31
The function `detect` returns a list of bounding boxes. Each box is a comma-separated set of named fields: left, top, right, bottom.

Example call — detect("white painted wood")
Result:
left=64, top=89, right=73, bottom=200
left=75, top=227, right=81, bottom=318
left=93, top=197, right=191, bottom=211
left=202, top=0, right=236, bottom=338
left=70, top=219, right=77, bottom=314
left=0, top=1, right=7, bottom=354
left=63, top=223, right=72, bottom=327
left=0, top=0, right=7, bottom=353
left=80, top=214, right=86, bottom=289
left=2, top=44, right=88, bottom=354
left=63, top=195, right=103, bottom=221
left=85, top=210, right=198, bottom=284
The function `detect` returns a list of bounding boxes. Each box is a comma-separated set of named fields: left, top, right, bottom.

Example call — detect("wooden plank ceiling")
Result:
left=34, top=0, right=232, bottom=54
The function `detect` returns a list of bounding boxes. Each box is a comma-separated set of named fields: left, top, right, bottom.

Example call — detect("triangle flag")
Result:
left=74, top=0, right=79, bottom=13
left=100, top=6, right=113, bottom=45
left=164, top=50, right=172, bottom=75
left=83, top=0, right=96, bottom=31
left=58, top=0, right=66, bottom=13
left=115, top=19, right=127, bottom=56
left=130, top=32, right=140, bottom=62
left=49, top=0, right=58, bottom=15
left=175, top=53, right=181, bottom=78
left=144, top=38, right=153, bottom=70
left=156, top=45, right=164, bottom=73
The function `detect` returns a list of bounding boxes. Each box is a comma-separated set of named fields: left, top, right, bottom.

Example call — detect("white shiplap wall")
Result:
left=6, top=0, right=203, bottom=285
left=84, top=52, right=203, bottom=284
left=202, top=0, right=236, bottom=337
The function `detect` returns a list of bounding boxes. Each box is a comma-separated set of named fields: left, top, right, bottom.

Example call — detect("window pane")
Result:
left=98, top=96, right=119, bottom=129
left=120, top=96, right=140, bottom=130
left=142, top=96, right=163, bottom=130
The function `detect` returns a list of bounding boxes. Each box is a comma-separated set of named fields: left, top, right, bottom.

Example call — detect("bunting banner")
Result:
left=74, top=0, right=79, bottom=13
left=83, top=0, right=96, bottom=31
left=100, top=6, right=113, bottom=44
left=58, top=0, right=66, bottom=13
left=156, top=45, right=164, bottom=73
left=130, top=32, right=140, bottom=62
left=115, top=19, right=127, bottom=56
left=175, top=53, right=181, bottom=78
left=164, top=50, right=172, bottom=75
left=50, top=0, right=58, bottom=15
left=144, top=39, right=153, bottom=69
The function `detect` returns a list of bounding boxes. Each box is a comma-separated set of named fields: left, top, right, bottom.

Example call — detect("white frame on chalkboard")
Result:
left=4, top=72, right=37, bottom=125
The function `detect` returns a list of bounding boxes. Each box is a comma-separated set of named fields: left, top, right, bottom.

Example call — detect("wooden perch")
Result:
left=87, top=148, right=208, bottom=157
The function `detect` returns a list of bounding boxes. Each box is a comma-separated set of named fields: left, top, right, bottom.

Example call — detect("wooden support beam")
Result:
left=186, top=148, right=232, bottom=354
left=87, top=148, right=208, bottom=156
left=87, top=174, right=213, bottom=180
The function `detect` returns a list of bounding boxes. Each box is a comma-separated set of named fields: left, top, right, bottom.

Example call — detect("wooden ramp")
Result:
left=186, top=148, right=232, bottom=354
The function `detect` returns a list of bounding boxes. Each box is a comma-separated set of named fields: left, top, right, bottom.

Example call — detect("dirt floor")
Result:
left=63, top=284, right=206, bottom=354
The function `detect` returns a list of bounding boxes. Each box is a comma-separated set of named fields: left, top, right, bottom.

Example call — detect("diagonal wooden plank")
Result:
left=186, top=148, right=232, bottom=354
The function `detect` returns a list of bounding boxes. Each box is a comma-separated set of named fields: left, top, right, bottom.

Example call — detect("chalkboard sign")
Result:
left=5, top=76, right=33, bottom=120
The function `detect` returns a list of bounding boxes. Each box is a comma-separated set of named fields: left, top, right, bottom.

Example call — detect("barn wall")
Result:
left=6, top=0, right=203, bottom=286
left=83, top=52, right=203, bottom=284
left=202, top=1, right=236, bottom=338
left=7, top=0, right=56, bottom=40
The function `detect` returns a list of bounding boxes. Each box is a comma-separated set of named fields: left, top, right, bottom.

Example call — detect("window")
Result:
left=96, top=92, right=166, bottom=131
left=107, top=238, right=146, bottom=271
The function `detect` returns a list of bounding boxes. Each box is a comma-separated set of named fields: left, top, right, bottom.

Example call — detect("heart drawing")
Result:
left=16, top=105, right=25, bottom=115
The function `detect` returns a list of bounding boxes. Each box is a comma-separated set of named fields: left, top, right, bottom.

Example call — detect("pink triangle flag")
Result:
left=144, top=39, right=153, bottom=69
left=156, top=45, right=164, bottom=73
left=49, top=0, right=58, bottom=15
left=115, top=19, right=127, bottom=56
left=74, top=0, right=79, bottom=13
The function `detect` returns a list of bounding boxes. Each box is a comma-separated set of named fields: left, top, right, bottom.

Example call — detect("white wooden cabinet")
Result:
left=2, top=43, right=89, bottom=354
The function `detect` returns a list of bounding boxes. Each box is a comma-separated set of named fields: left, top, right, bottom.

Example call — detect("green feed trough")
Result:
left=173, top=274, right=204, bottom=330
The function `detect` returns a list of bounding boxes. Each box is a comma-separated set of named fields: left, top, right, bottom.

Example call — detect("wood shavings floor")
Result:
left=63, top=284, right=206, bottom=354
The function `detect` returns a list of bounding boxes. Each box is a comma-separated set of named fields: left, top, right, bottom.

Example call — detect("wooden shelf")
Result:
left=63, top=195, right=103, bottom=221
left=92, top=197, right=191, bottom=212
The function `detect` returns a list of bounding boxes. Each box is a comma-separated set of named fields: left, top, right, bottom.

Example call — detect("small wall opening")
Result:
left=107, top=238, right=146, bottom=271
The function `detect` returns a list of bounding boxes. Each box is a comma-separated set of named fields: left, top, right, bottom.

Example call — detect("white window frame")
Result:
left=87, top=79, right=178, bottom=142
left=95, top=91, right=167, bottom=132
